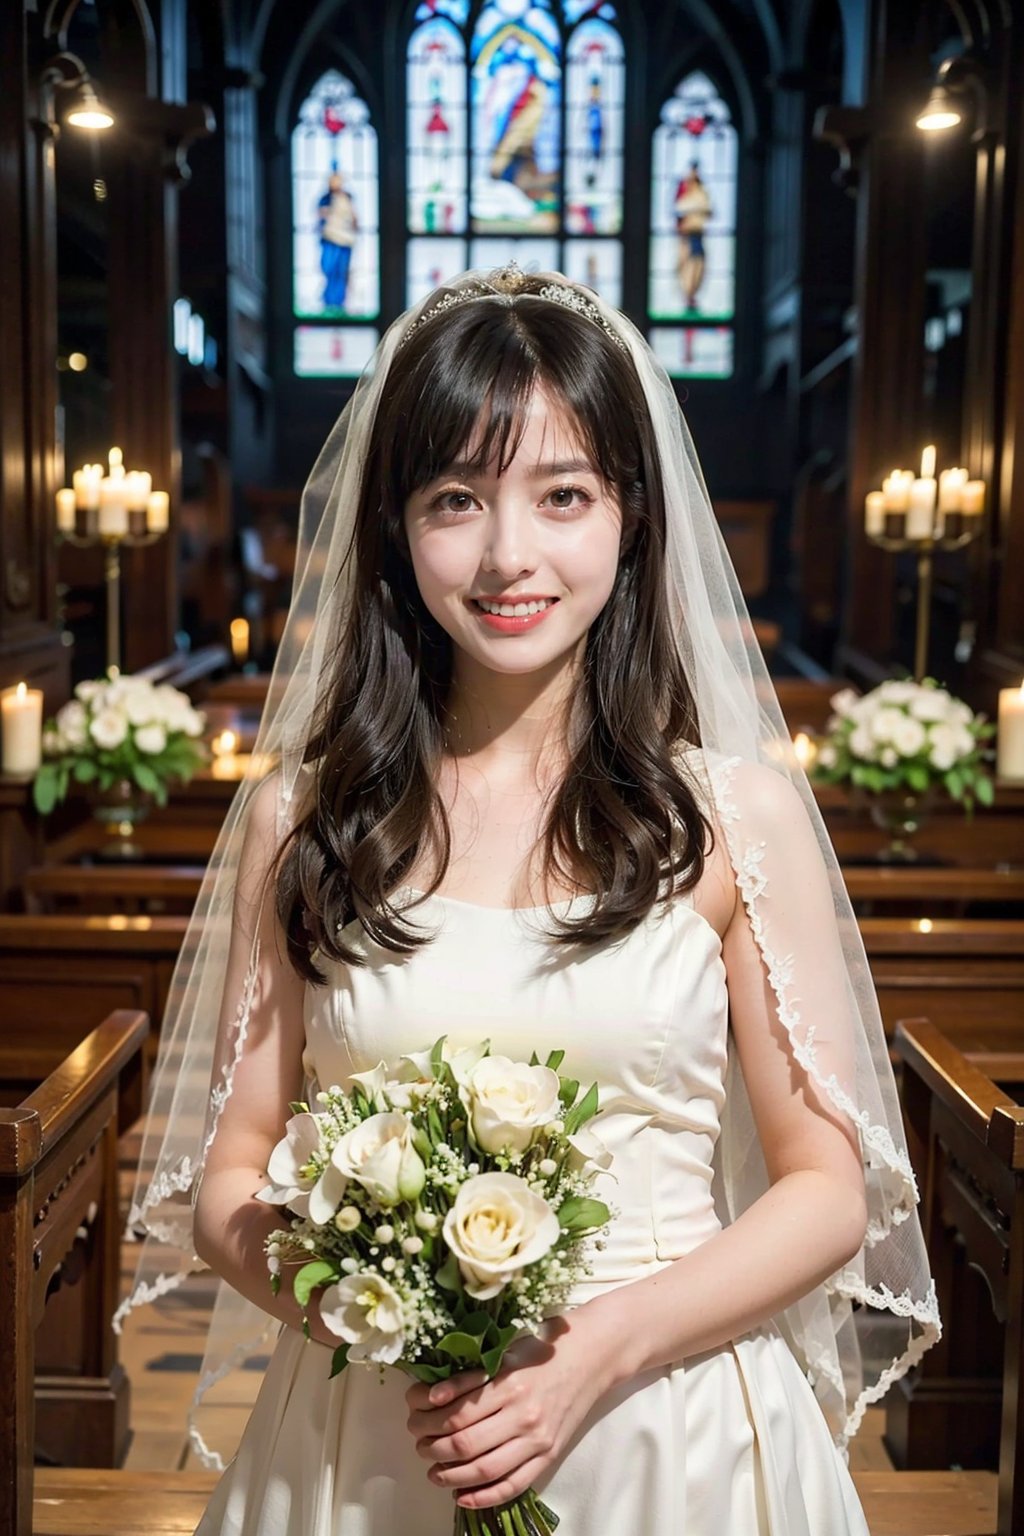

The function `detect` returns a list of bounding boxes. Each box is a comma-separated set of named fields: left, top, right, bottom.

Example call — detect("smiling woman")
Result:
left=121, top=267, right=938, bottom=1536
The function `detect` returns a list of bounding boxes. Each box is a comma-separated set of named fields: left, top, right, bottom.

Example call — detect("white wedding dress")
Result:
left=193, top=877, right=870, bottom=1536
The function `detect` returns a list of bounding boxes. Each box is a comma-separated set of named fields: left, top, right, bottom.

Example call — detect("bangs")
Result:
left=384, top=298, right=641, bottom=502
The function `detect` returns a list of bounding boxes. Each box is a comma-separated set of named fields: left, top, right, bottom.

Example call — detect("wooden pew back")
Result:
left=892, top=1018, right=1024, bottom=1535
left=0, top=1011, right=148, bottom=1533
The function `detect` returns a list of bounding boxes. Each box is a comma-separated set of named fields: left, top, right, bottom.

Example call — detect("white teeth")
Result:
left=476, top=597, right=556, bottom=617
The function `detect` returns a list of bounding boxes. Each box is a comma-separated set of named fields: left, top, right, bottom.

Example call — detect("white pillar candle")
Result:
left=906, top=477, right=937, bottom=538
left=938, top=467, right=967, bottom=512
left=229, top=616, right=249, bottom=665
left=1, top=682, right=43, bottom=774
left=73, top=466, right=102, bottom=510
left=864, top=491, right=885, bottom=535
left=960, top=480, right=985, bottom=515
left=997, top=683, right=1024, bottom=781
left=108, top=445, right=123, bottom=472
left=920, top=443, right=937, bottom=479
left=98, top=477, right=128, bottom=536
left=882, top=473, right=911, bottom=511
left=146, top=490, right=170, bottom=532
left=55, top=487, right=76, bottom=532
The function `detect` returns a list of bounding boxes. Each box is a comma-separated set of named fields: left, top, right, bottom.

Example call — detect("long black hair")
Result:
left=276, top=275, right=711, bottom=979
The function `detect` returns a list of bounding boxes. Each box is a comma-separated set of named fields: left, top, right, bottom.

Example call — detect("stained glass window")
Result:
left=405, top=0, right=624, bottom=310
left=291, top=69, right=379, bottom=375
left=648, top=71, right=736, bottom=378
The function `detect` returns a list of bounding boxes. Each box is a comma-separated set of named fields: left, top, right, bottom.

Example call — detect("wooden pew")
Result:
left=0, top=1009, right=219, bottom=1534
left=861, top=918, right=1024, bottom=1047
left=886, top=1018, right=1024, bottom=1534
left=845, top=865, right=1024, bottom=917
left=0, top=915, right=187, bottom=1083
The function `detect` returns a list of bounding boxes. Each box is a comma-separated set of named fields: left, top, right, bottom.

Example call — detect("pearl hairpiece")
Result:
left=398, top=262, right=628, bottom=353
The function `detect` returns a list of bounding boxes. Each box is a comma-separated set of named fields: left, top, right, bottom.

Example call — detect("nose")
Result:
left=481, top=499, right=540, bottom=582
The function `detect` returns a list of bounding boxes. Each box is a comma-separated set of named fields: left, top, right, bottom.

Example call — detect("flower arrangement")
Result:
left=32, top=668, right=207, bottom=814
left=813, top=677, right=995, bottom=809
left=258, top=1035, right=615, bottom=1536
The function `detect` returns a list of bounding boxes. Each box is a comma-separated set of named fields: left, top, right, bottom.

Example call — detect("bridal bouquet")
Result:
left=257, top=1036, right=614, bottom=1536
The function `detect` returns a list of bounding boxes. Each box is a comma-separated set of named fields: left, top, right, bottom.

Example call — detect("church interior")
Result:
left=1, top=0, right=1023, bottom=1532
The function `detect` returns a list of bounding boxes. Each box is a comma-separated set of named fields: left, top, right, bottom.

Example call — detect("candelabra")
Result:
left=863, top=449, right=985, bottom=681
left=56, top=449, right=170, bottom=672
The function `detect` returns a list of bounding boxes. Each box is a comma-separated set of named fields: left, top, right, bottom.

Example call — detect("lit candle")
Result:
left=55, top=487, right=76, bottom=533
left=73, top=465, right=102, bottom=510
left=792, top=731, right=818, bottom=771
left=906, top=476, right=937, bottom=539
left=98, top=477, right=128, bottom=537
left=1, top=682, right=43, bottom=774
left=146, top=490, right=169, bottom=532
left=229, top=617, right=250, bottom=667
left=108, top=445, right=123, bottom=472
left=920, top=444, right=937, bottom=480
left=937, top=467, right=967, bottom=538
left=960, top=480, right=985, bottom=515
left=211, top=729, right=240, bottom=780
left=882, top=473, right=909, bottom=537
left=125, top=471, right=152, bottom=535
left=864, top=491, right=885, bottom=536
left=997, top=683, right=1024, bottom=782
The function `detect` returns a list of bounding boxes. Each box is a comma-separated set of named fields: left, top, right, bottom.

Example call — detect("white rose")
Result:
left=181, top=707, right=205, bottom=738
left=56, top=699, right=88, bottom=748
left=909, top=689, right=951, bottom=723
left=460, top=1055, right=562, bottom=1155
left=74, top=679, right=103, bottom=704
left=134, top=722, right=167, bottom=755
left=816, top=744, right=837, bottom=769
left=254, top=1111, right=348, bottom=1225
left=442, top=1171, right=560, bottom=1300
left=828, top=688, right=860, bottom=719
left=890, top=716, right=927, bottom=758
left=870, top=707, right=908, bottom=744
left=318, top=1271, right=405, bottom=1363
left=876, top=680, right=918, bottom=705
left=927, top=723, right=970, bottom=772
left=880, top=747, right=898, bottom=768
left=330, top=1111, right=426, bottom=1207
left=947, top=700, right=975, bottom=729
left=42, top=726, right=66, bottom=756
left=89, top=706, right=129, bottom=751
left=848, top=725, right=876, bottom=761
left=121, top=683, right=160, bottom=726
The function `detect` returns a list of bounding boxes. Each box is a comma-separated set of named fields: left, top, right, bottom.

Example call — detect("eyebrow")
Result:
left=433, top=457, right=598, bottom=481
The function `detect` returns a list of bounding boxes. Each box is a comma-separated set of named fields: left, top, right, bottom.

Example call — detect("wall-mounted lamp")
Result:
left=915, top=56, right=988, bottom=142
left=39, top=51, right=115, bottom=137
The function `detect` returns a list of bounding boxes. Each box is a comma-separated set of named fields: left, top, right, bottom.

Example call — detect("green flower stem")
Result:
left=453, top=1491, right=556, bottom=1536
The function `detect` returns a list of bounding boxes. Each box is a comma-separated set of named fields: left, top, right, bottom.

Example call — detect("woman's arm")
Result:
left=191, top=775, right=339, bottom=1350
left=406, top=764, right=868, bottom=1509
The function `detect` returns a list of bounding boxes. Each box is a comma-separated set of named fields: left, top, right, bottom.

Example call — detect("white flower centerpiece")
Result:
left=259, top=1036, right=615, bottom=1536
left=32, top=668, right=207, bottom=821
left=813, top=677, right=994, bottom=858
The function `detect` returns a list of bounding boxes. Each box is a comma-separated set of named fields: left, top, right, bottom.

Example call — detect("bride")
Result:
left=118, top=265, right=939, bottom=1534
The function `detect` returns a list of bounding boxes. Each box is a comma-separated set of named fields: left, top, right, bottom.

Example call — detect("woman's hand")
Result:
left=404, top=1311, right=613, bottom=1511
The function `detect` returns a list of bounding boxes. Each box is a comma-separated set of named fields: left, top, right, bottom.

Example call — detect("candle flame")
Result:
left=920, top=444, right=936, bottom=480
left=213, top=729, right=238, bottom=756
left=917, top=918, right=933, bottom=934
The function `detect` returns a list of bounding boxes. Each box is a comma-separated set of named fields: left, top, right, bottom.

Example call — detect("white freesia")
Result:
left=349, top=1061, right=389, bottom=1109
left=566, top=1122, right=616, bottom=1179
left=89, top=706, right=129, bottom=751
left=890, top=715, right=927, bottom=757
left=460, top=1054, right=562, bottom=1155
left=330, top=1111, right=426, bottom=1206
left=442, top=1171, right=560, bottom=1300
left=134, top=722, right=167, bottom=755
left=255, top=1111, right=348, bottom=1225
left=318, top=1271, right=406, bottom=1363
left=400, top=1038, right=489, bottom=1086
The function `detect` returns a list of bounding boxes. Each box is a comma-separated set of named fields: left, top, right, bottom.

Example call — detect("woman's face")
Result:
left=403, top=384, right=625, bottom=679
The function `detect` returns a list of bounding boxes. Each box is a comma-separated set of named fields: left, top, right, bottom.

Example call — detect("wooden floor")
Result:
left=113, top=1125, right=899, bottom=1478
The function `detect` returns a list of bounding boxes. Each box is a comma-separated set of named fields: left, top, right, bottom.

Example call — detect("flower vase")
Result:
left=867, top=789, right=934, bottom=864
left=89, top=777, right=153, bottom=859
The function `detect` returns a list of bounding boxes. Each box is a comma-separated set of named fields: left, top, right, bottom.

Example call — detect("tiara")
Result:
left=398, top=262, right=628, bottom=352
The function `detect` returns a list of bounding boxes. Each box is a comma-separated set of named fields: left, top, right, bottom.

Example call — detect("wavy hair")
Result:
left=276, top=275, right=712, bottom=979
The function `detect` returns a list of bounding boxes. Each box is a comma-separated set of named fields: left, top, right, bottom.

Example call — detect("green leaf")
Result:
left=132, top=761, right=159, bottom=793
left=72, top=758, right=97, bottom=783
left=906, top=765, right=929, bottom=793
left=975, top=774, right=995, bottom=806
left=429, top=1035, right=448, bottom=1078
left=426, top=1102, right=445, bottom=1147
left=557, top=1076, right=579, bottom=1110
left=528, top=1050, right=540, bottom=1066
left=556, top=1196, right=610, bottom=1232
left=292, top=1259, right=338, bottom=1307
left=482, top=1342, right=511, bottom=1377
left=563, top=1081, right=599, bottom=1137
left=435, top=1250, right=462, bottom=1292
left=545, top=1049, right=565, bottom=1072
left=436, top=1330, right=483, bottom=1366
left=32, top=766, right=59, bottom=814
left=329, top=1344, right=350, bottom=1379
left=288, top=1100, right=310, bottom=1115
left=404, top=1361, right=451, bottom=1384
